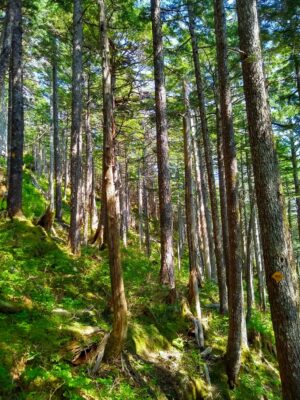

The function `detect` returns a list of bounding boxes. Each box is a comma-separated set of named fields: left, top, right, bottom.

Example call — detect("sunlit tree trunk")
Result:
left=183, top=81, right=204, bottom=348
left=98, top=0, right=127, bottom=360
left=151, top=0, right=175, bottom=294
left=214, top=0, right=242, bottom=384
left=187, top=1, right=227, bottom=313
left=237, top=0, right=300, bottom=397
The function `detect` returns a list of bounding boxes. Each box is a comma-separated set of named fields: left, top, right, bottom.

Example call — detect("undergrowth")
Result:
left=0, top=168, right=281, bottom=399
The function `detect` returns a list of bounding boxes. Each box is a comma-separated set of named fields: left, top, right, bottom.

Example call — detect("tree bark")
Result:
left=187, top=1, right=227, bottom=313
left=183, top=81, right=204, bottom=349
left=69, top=0, right=83, bottom=254
left=192, top=134, right=211, bottom=279
left=7, top=0, right=24, bottom=218
left=52, top=38, right=62, bottom=221
left=290, top=134, right=300, bottom=241
left=98, top=0, right=127, bottom=360
left=0, top=0, right=14, bottom=91
left=151, top=0, right=175, bottom=291
left=214, top=0, right=242, bottom=385
left=84, top=72, right=93, bottom=243
left=236, top=0, right=300, bottom=397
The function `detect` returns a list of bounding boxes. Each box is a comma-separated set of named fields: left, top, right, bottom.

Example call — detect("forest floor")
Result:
left=0, top=164, right=282, bottom=400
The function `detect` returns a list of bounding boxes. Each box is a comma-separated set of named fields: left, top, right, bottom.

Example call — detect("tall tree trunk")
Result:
left=290, top=134, right=300, bottom=241
left=138, top=163, right=144, bottom=249
left=253, top=204, right=266, bottom=311
left=143, top=176, right=151, bottom=258
left=49, top=108, right=55, bottom=212
left=216, top=100, right=229, bottom=290
left=236, top=1, right=300, bottom=397
left=98, top=0, right=127, bottom=360
left=214, top=0, right=242, bottom=385
left=183, top=81, right=204, bottom=349
left=193, top=134, right=211, bottom=279
left=6, top=60, right=12, bottom=184
left=196, top=130, right=216, bottom=278
left=52, top=39, right=62, bottom=221
left=151, top=0, right=175, bottom=293
left=187, top=1, right=227, bottom=313
left=7, top=0, right=24, bottom=218
left=0, top=0, right=14, bottom=91
left=70, top=0, right=83, bottom=254
left=119, top=160, right=127, bottom=247
left=84, top=72, right=93, bottom=243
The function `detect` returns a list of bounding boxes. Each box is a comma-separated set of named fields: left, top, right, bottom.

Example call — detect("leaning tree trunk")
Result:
left=214, top=0, right=242, bottom=386
left=151, top=0, right=175, bottom=294
left=98, top=0, right=127, bottom=361
left=236, top=0, right=300, bottom=397
left=7, top=0, right=24, bottom=218
left=69, top=0, right=83, bottom=254
left=187, top=0, right=227, bottom=314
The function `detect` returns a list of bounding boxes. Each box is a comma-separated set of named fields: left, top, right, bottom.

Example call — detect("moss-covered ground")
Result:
left=0, top=166, right=281, bottom=399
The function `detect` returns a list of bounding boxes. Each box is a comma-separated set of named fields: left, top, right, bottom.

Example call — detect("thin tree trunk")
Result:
left=98, top=0, right=127, bottom=361
left=49, top=106, right=55, bottom=212
left=84, top=73, right=93, bottom=243
left=183, top=81, right=204, bottom=349
left=236, top=1, right=300, bottom=397
left=187, top=1, right=227, bottom=313
left=119, top=161, right=127, bottom=247
left=69, top=0, right=83, bottom=254
left=138, top=163, right=144, bottom=249
left=253, top=204, right=266, bottom=311
left=151, top=0, right=175, bottom=294
left=290, top=134, right=300, bottom=241
left=52, top=39, right=62, bottom=221
left=192, top=134, right=211, bottom=279
left=7, top=0, right=24, bottom=218
left=196, top=129, right=216, bottom=278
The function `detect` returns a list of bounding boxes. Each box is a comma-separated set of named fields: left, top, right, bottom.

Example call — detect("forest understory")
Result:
left=0, top=164, right=281, bottom=400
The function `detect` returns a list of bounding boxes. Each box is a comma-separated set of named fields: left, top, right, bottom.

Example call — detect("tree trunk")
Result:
left=7, top=0, right=24, bottom=218
left=183, top=81, right=204, bottom=349
left=236, top=0, right=300, bottom=397
left=214, top=0, right=242, bottom=385
left=290, top=134, right=300, bottom=241
left=98, top=0, right=127, bottom=360
left=192, top=134, right=211, bottom=279
left=253, top=204, right=266, bottom=311
left=0, top=0, right=14, bottom=91
left=187, top=1, right=227, bottom=313
left=69, top=0, right=83, bottom=254
left=84, top=72, right=93, bottom=243
left=119, top=160, right=127, bottom=247
left=52, top=39, right=62, bottom=222
left=151, top=0, right=175, bottom=292
left=138, top=163, right=144, bottom=249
